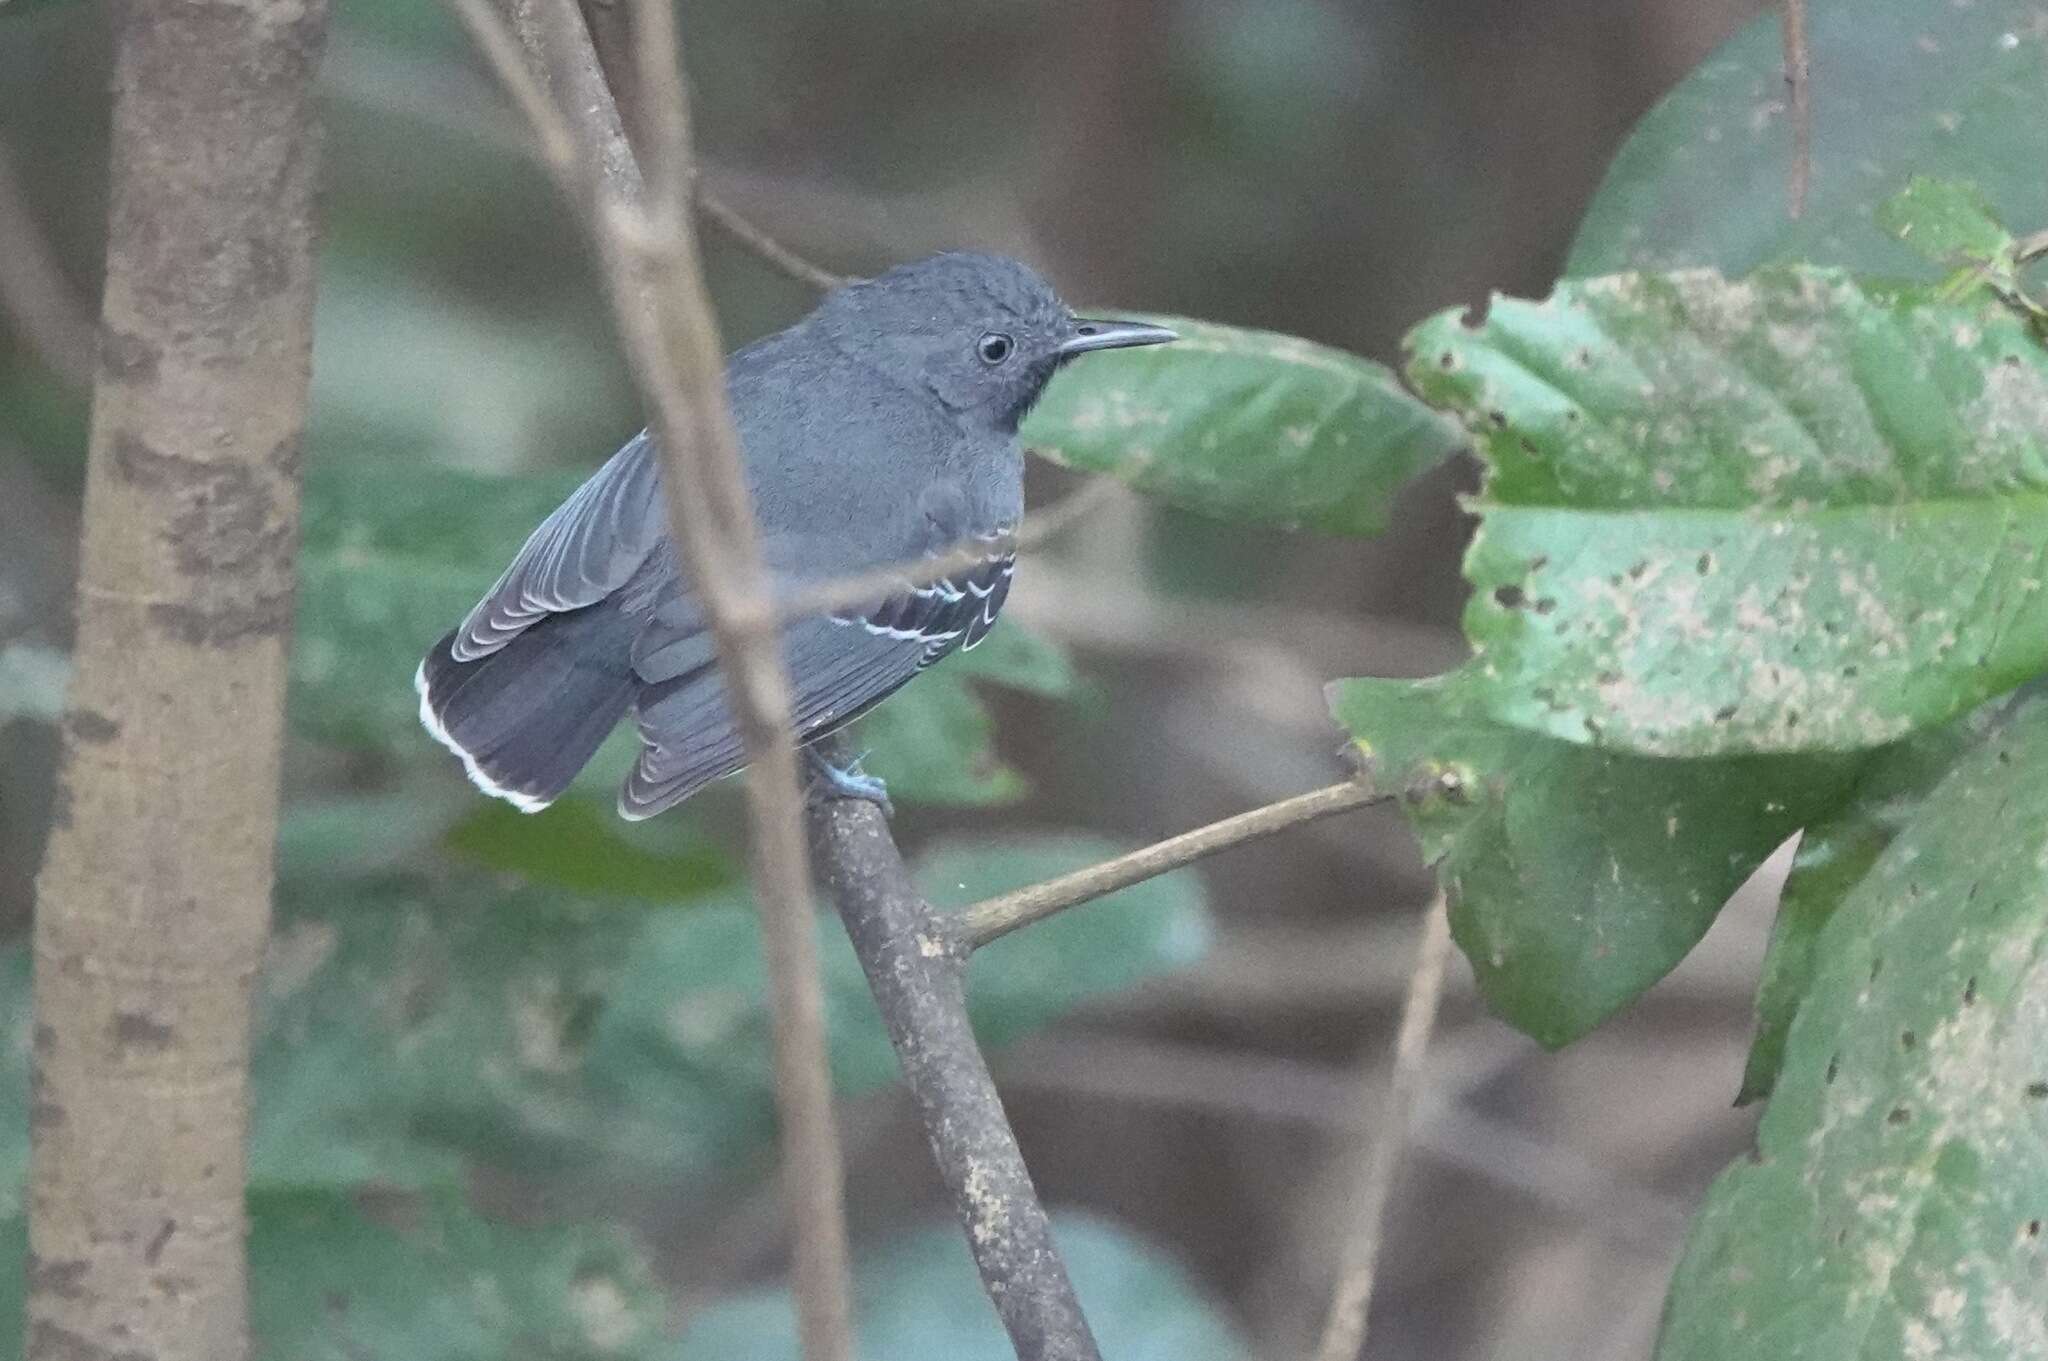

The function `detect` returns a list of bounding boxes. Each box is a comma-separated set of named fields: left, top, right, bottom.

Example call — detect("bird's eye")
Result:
left=976, top=332, right=1014, bottom=365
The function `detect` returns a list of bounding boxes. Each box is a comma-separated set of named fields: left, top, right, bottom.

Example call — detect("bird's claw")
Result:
left=805, top=746, right=894, bottom=817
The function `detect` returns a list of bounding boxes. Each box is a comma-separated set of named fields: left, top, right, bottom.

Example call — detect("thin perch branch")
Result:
left=810, top=773, right=1105, bottom=1361
left=952, top=778, right=1389, bottom=951
left=1781, top=0, right=1811, bottom=219
left=1313, top=893, right=1454, bottom=1361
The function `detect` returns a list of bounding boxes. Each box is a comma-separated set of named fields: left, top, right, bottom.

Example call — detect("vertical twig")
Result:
left=26, top=0, right=328, bottom=1357
left=452, top=0, right=856, bottom=1355
left=1313, top=893, right=1454, bottom=1361
left=1781, top=0, right=1811, bottom=220
left=810, top=778, right=1105, bottom=1361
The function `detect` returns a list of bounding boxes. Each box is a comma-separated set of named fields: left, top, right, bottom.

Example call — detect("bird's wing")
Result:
left=450, top=432, right=665, bottom=662
left=831, top=540, right=1015, bottom=658
left=617, top=538, right=1017, bottom=819
left=622, top=617, right=922, bottom=818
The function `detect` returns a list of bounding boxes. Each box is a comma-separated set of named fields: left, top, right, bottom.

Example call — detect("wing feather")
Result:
left=616, top=531, right=1021, bottom=820
left=451, top=432, right=664, bottom=662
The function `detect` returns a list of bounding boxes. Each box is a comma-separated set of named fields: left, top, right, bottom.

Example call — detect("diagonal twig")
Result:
left=1313, top=892, right=1454, bottom=1361
left=697, top=186, right=851, bottom=290
left=950, top=777, right=1390, bottom=951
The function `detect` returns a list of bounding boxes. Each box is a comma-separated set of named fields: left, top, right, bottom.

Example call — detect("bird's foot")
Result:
left=804, top=745, right=894, bottom=817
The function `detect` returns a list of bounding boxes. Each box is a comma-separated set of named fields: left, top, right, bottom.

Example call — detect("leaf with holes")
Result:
left=1326, top=676, right=1862, bottom=1046
left=1659, top=700, right=2048, bottom=1360
left=1023, top=314, right=1463, bottom=535
left=1737, top=710, right=1991, bottom=1105
left=1878, top=177, right=2018, bottom=275
left=1569, top=0, right=2048, bottom=277
left=1407, top=267, right=2048, bottom=758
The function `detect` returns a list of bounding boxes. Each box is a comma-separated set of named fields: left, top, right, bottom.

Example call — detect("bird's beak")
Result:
left=1059, top=318, right=1178, bottom=356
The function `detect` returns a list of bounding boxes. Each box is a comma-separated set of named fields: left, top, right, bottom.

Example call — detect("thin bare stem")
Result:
left=454, top=1, right=855, bottom=1356
left=1781, top=0, right=1811, bottom=219
left=444, top=0, right=580, bottom=186
left=0, top=141, right=95, bottom=389
left=517, top=0, right=642, bottom=203
left=952, top=778, right=1389, bottom=951
left=773, top=476, right=1121, bottom=624
left=1313, top=893, right=1454, bottom=1361
left=625, top=0, right=688, bottom=227
left=697, top=186, right=851, bottom=290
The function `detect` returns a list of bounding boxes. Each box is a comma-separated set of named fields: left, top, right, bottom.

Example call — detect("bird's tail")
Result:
left=415, top=604, right=637, bottom=813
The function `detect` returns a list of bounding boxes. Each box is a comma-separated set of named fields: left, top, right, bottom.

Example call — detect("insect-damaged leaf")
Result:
left=1659, top=701, right=2048, bottom=1361
left=1325, top=676, right=1861, bottom=1046
left=1407, top=267, right=2048, bottom=758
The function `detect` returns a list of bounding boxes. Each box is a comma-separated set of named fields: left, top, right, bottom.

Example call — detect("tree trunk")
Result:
left=27, top=0, right=327, bottom=1357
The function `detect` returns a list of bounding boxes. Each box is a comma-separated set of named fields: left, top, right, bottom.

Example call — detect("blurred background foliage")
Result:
left=19, top=0, right=2034, bottom=1356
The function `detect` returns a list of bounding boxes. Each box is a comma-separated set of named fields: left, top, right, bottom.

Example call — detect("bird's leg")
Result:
left=802, top=740, right=894, bottom=817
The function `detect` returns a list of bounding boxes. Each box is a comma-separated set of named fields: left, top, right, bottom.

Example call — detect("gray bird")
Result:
left=416, top=251, right=1174, bottom=819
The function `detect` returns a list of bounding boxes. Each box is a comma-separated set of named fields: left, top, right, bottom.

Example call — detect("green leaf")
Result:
left=676, top=1214, right=1248, bottom=1361
left=1659, top=700, right=2048, bottom=1361
left=1407, top=267, right=2048, bottom=758
left=948, top=617, right=1080, bottom=697
left=856, top=668, right=1026, bottom=807
left=1023, top=313, right=1463, bottom=535
left=1737, top=712, right=1990, bottom=1104
left=443, top=794, right=740, bottom=900
left=1736, top=831, right=1882, bottom=1110
left=249, top=1190, right=668, bottom=1361
left=1569, top=2, right=2048, bottom=277
left=1877, top=177, right=2016, bottom=271
left=1327, top=677, right=1861, bottom=1046
left=857, top=618, right=1079, bottom=807
left=254, top=833, right=1208, bottom=1188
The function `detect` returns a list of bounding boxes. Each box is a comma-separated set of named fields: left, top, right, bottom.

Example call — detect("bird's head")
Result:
left=818, top=251, right=1176, bottom=432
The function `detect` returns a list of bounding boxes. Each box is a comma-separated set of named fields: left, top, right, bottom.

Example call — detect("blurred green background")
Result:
left=0, top=2, right=1781, bottom=1357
